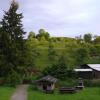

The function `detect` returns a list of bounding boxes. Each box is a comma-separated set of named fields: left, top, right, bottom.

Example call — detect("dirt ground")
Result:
left=11, top=85, right=29, bottom=100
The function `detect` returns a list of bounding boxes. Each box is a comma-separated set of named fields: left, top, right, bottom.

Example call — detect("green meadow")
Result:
left=0, top=86, right=15, bottom=100
left=28, top=87, right=100, bottom=100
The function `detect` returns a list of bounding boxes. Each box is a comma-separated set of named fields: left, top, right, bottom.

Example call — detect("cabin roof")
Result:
left=35, top=75, right=58, bottom=83
left=75, top=64, right=100, bottom=72
left=74, top=69, right=93, bottom=72
left=87, top=64, right=100, bottom=71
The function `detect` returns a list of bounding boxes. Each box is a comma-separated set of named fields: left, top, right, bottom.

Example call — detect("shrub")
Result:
left=28, top=84, right=38, bottom=91
left=23, top=75, right=38, bottom=84
left=59, top=79, right=77, bottom=87
left=84, top=79, right=100, bottom=87
left=0, top=77, right=5, bottom=85
left=5, top=71, right=22, bottom=87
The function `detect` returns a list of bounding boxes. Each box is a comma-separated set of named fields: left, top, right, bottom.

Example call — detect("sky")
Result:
left=0, top=0, right=100, bottom=37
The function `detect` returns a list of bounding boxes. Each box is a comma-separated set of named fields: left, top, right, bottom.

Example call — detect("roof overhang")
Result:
left=74, top=69, right=93, bottom=72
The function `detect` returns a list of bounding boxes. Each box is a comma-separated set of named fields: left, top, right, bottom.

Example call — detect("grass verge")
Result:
left=0, top=86, right=15, bottom=100
left=28, top=87, right=100, bottom=100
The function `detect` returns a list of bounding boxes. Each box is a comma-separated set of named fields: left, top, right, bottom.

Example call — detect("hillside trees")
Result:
left=42, top=55, right=68, bottom=80
left=94, top=36, right=100, bottom=44
left=36, top=29, right=50, bottom=40
left=28, top=31, right=36, bottom=38
left=75, top=48, right=89, bottom=65
left=26, top=32, right=39, bottom=67
left=48, top=41, right=57, bottom=65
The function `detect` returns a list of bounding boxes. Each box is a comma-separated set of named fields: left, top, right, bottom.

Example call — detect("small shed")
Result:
left=35, top=75, right=58, bottom=92
left=74, top=64, right=100, bottom=79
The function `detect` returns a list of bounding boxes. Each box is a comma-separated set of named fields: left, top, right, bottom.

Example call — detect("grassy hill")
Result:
left=26, top=36, right=100, bottom=70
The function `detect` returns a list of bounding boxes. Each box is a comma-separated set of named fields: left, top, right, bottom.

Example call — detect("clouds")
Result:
left=0, top=0, right=100, bottom=37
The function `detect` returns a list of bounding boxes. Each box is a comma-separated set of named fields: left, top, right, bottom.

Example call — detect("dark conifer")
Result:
left=0, top=0, right=26, bottom=77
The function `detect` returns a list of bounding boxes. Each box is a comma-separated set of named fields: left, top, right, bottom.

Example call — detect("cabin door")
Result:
left=43, top=85, right=47, bottom=90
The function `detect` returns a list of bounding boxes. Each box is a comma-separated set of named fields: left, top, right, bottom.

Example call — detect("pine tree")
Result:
left=0, top=0, right=26, bottom=77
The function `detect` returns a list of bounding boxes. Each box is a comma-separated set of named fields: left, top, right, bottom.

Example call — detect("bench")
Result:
left=59, top=87, right=76, bottom=94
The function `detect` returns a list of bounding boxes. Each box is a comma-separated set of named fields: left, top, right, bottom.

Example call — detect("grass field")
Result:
left=0, top=86, right=15, bottom=100
left=28, top=87, right=100, bottom=100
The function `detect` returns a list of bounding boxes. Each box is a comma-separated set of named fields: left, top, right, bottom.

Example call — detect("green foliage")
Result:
left=25, top=31, right=100, bottom=70
left=75, top=47, right=88, bottom=65
left=59, top=79, right=76, bottom=87
left=23, top=75, right=38, bottom=84
left=42, top=56, right=68, bottom=80
left=26, top=37, right=39, bottom=67
left=94, top=36, right=100, bottom=44
left=84, top=33, right=92, bottom=43
left=84, top=79, right=100, bottom=87
left=5, top=70, right=22, bottom=87
left=48, top=41, right=57, bottom=64
left=0, top=0, right=100, bottom=87
left=0, top=77, right=5, bottom=85
left=36, top=29, right=50, bottom=40
left=0, top=0, right=26, bottom=85
left=28, top=31, right=36, bottom=39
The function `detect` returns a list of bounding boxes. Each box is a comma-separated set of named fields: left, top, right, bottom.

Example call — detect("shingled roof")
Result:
left=35, top=75, right=58, bottom=83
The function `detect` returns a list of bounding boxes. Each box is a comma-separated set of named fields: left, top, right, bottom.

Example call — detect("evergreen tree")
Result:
left=0, top=0, right=26, bottom=77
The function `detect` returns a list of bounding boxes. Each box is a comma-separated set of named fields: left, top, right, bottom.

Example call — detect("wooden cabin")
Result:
left=74, top=64, right=100, bottom=79
left=35, top=75, right=58, bottom=93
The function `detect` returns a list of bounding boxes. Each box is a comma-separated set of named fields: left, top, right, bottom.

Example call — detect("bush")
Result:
left=23, top=75, right=38, bottom=84
left=28, top=84, right=38, bottom=91
left=5, top=71, right=22, bottom=87
left=84, top=79, right=100, bottom=87
left=0, top=77, right=5, bottom=85
left=59, top=79, right=77, bottom=87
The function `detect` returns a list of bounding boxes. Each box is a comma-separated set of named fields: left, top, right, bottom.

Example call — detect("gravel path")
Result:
left=11, top=85, right=29, bottom=100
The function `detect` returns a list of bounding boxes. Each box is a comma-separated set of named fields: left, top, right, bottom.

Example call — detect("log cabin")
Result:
left=74, top=64, right=100, bottom=79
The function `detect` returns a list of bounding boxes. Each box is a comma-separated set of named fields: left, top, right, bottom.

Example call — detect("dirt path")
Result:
left=11, top=85, right=29, bottom=100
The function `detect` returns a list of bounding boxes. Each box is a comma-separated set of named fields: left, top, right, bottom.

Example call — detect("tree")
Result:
left=93, top=36, right=100, bottom=44
left=42, top=55, right=68, bottom=80
left=0, top=0, right=26, bottom=78
left=84, top=33, right=92, bottom=43
left=28, top=31, right=35, bottom=39
left=48, top=41, right=57, bottom=64
left=75, top=48, right=88, bottom=65
left=36, top=29, right=50, bottom=40
left=26, top=33, right=39, bottom=67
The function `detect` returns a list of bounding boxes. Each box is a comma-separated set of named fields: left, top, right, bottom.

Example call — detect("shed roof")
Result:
left=87, top=64, right=100, bottom=71
left=74, top=69, right=93, bottom=72
left=35, top=75, right=58, bottom=83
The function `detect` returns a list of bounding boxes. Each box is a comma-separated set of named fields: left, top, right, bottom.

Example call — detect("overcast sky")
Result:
left=0, top=0, right=100, bottom=37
